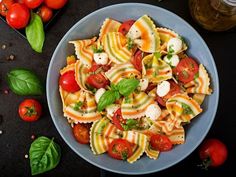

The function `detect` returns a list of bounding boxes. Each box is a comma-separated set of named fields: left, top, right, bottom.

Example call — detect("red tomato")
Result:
left=174, top=57, right=199, bottom=83
left=44, top=0, right=67, bottom=10
left=150, top=134, right=173, bottom=151
left=59, top=71, right=80, bottom=92
left=131, top=50, right=143, bottom=72
left=37, top=5, right=53, bottom=23
left=89, top=62, right=111, bottom=73
left=199, top=139, right=228, bottom=168
left=86, top=73, right=109, bottom=89
left=0, top=0, right=14, bottom=17
left=18, top=99, right=42, bottom=122
left=145, top=83, right=156, bottom=93
left=112, top=108, right=126, bottom=131
left=108, top=139, right=132, bottom=160
left=6, top=3, right=30, bottom=29
left=155, top=80, right=181, bottom=107
left=73, top=123, right=91, bottom=144
left=15, top=0, right=24, bottom=3
left=23, top=0, right=43, bottom=9
left=118, top=19, right=135, bottom=35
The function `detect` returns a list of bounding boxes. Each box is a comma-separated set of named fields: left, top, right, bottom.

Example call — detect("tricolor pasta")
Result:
left=58, top=15, right=212, bottom=163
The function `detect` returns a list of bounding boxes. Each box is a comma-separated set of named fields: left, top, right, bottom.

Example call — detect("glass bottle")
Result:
left=189, top=0, right=236, bottom=31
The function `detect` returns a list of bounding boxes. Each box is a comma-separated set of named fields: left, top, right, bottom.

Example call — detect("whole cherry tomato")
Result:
left=59, top=71, right=80, bottom=93
left=37, top=5, right=53, bottom=23
left=18, top=99, right=42, bottom=122
left=6, top=3, right=30, bottom=29
left=23, top=0, right=43, bottom=9
left=199, top=139, right=228, bottom=168
left=44, top=0, right=68, bottom=10
left=0, top=0, right=14, bottom=17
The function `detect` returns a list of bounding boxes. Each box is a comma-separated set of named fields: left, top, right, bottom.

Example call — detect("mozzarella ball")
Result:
left=156, top=81, right=170, bottom=97
left=167, top=37, right=183, bottom=54
left=145, top=104, right=161, bottom=121
left=95, top=88, right=106, bottom=103
left=164, top=54, right=180, bottom=67
left=139, top=78, right=149, bottom=91
left=93, top=52, right=109, bottom=65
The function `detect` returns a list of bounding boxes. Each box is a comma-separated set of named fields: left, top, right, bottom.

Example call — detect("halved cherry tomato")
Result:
left=199, top=139, right=228, bottom=168
left=86, top=73, right=109, bottom=89
left=145, top=83, right=156, bottom=93
left=150, top=134, right=173, bottom=151
left=23, top=0, right=43, bottom=9
left=131, top=50, right=143, bottom=72
left=118, top=19, right=135, bottom=35
left=174, top=57, right=199, bottom=83
left=37, top=5, right=53, bottom=23
left=156, top=80, right=180, bottom=107
left=44, top=0, right=67, bottom=9
left=6, top=3, right=30, bottom=29
left=108, top=139, right=132, bottom=160
left=73, top=123, right=91, bottom=144
left=18, top=99, right=42, bottom=122
left=0, top=0, right=14, bottom=17
left=112, top=108, right=126, bottom=131
left=89, top=62, right=111, bottom=73
left=59, top=71, right=80, bottom=92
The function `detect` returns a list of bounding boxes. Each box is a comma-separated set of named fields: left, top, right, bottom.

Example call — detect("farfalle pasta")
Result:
left=58, top=15, right=212, bottom=163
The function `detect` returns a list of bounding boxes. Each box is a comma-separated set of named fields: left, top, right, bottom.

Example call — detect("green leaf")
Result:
left=73, top=101, right=83, bottom=111
left=26, top=13, right=45, bottom=53
left=127, top=38, right=135, bottom=50
left=92, top=45, right=104, bottom=53
left=117, top=78, right=140, bottom=97
left=154, top=52, right=161, bottom=59
left=97, top=90, right=119, bottom=111
left=29, top=136, right=61, bottom=176
left=6, top=69, right=44, bottom=95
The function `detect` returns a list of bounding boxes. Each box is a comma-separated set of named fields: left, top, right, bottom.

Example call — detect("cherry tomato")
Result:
left=86, top=73, right=109, bottom=89
left=73, top=123, right=91, bottom=144
left=150, top=134, right=173, bottom=151
left=199, top=139, right=228, bottom=168
left=108, top=139, right=132, bottom=160
left=44, top=0, right=67, bottom=10
left=174, top=57, right=199, bottom=83
left=131, top=50, right=143, bottom=72
left=37, top=5, right=53, bottom=23
left=15, top=0, right=24, bottom=3
left=59, top=71, right=80, bottom=93
left=155, top=80, right=181, bottom=107
left=6, top=3, right=30, bottom=29
left=89, top=62, right=111, bottom=73
left=112, top=108, right=126, bottom=131
left=118, top=19, right=135, bottom=35
left=18, top=99, right=42, bottom=122
left=23, top=0, right=43, bottom=9
left=145, top=83, right=156, bottom=93
left=0, top=0, right=14, bottom=17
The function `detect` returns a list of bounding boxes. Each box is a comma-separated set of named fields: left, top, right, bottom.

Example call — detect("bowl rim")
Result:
left=46, top=3, right=219, bottom=175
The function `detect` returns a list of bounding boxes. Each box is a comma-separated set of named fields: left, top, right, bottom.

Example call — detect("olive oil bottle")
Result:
left=189, top=0, right=236, bottom=31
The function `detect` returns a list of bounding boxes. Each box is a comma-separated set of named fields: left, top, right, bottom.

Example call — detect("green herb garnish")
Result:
left=73, top=101, right=83, bottom=111
left=127, top=38, right=135, bottom=50
left=154, top=52, right=161, bottom=59
left=182, top=103, right=194, bottom=115
left=92, top=45, right=104, bottom=53
left=121, top=151, right=128, bottom=160
left=194, top=72, right=199, bottom=80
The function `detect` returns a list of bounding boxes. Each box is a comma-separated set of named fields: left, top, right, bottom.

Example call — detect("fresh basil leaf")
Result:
left=26, top=13, right=45, bottom=53
left=181, top=103, right=194, bottom=115
left=97, top=90, right=119, bottom=111
left=29, top=136, right=61, bottom=176
left=117, top=78, right=140, bottom=97
left=6, top=69, right=44, bottom=95
left=73, top=101, right=83, bottom=111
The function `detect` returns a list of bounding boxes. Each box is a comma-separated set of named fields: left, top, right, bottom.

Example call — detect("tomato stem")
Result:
left=198, top=156, right=211, bottom=170
left=25, top=106, right=37, bottom=116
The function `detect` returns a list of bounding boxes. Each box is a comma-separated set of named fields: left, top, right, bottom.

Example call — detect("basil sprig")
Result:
left=97, top=78, right=139, bottom=111
left=26, top=13, right=45, bottom=53
left=6, top=69, right=44, bottom=95
left=29, top=136, right=61, bottom=175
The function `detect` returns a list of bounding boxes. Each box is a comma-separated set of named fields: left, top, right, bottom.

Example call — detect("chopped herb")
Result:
left=73, top=101, right=83, bottom=111
left=86, top=84, right=97, bottom=94
left=121, top=151, right=128, bottom=160
left=154, top=52, right=161, bottom=59
left=152, top=71, right=157, bottom=77
left=182, top=103, right=194, bottom=115
left=122, top=119, right=138, bottom=131
left=124, top=97, right=131, bottom=103
left=127, top=38, right=134, bottom=50
left=194, top=72, right=199, bottom=80
left=182, top=70, right=189, bottom=78
left=168, top=44, right=175, bottom=54
left=92, top=45, right=104, bottom=53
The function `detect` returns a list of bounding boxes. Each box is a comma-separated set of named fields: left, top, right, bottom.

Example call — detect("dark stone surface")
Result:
left=0, top=0, right=235, bottom=177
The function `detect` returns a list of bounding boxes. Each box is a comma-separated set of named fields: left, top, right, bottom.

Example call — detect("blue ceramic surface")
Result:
left=46, top=3, right=219, bottom=175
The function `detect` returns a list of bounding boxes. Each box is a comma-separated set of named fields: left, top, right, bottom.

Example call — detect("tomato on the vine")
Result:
left=199, top=139, right=228, bottom=168
left=118, top=19, right=135, bottom=35
left=6, top=3, right=30, bottom=29
left=73, top=123, right=91, bottom=144
left=18, top=99, right=42, bottom=122
left=37, top=5, right=53, bottom=23
left=23, top=0, right=43, bottom=9
left=0, top=0, right=14, bottom=17
left=108, top=139, right=133, bottom=160
left=44, top=0, right=68, bottom=10
left=59, top=71, right=80, bottom=93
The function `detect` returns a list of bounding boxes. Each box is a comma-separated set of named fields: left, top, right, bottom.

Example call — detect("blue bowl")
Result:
left=46, top=3, right=219, bottom=175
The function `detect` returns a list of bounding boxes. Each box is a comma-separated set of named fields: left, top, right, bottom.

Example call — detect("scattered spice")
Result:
left=3, top=89, right=9, bottom=94
left=0, top=130, right=3, bottom=135
left=1, top=44, right=6, bottom=50
left=31, top=134, right=36, bottom=140
left=24, top=154, right=29, bottom=159
left=6, top=54, right=15, bottom=61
